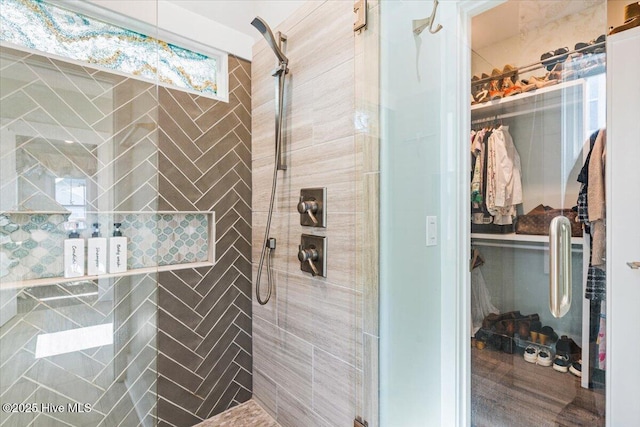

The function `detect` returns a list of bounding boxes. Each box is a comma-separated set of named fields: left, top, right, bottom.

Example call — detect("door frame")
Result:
left=441, top=2, right=506, bottom=425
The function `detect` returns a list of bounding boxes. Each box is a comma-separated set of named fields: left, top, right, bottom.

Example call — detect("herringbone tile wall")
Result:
left=156, top=56, right=252, bottom=427
left=1, top=44, right=251, bottom=427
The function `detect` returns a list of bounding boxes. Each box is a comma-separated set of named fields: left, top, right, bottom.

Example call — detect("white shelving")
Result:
left=0, top=261, right=214, bottom=291
left=471, top=79, right=585, bottom=121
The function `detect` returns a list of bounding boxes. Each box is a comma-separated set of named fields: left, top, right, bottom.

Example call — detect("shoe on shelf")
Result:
left=519, top=80, right=536, bottom=92
left=537, top=349, right=553, bottom=367
left=553, top=354, right=571, bottom=373
left=489, top=68, right=504, bottom=100
left=502, top=64, right=519, bottom=84
left=569, top=360, right=583, bottom=377
left=526, top=75, right=558, bottom=89
left=502, top=78, right=522, bottom=97
left=524, top=345, right=538, bottom=364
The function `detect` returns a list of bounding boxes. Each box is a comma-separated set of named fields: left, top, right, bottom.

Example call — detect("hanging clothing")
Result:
left=588, top=129, right=606, bottom=268
left=576, top=129, right=607, bottom=301
left=486, top=125, right=523, bottom=225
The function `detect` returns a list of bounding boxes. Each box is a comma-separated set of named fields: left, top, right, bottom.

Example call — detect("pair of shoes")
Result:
left=569, top=359, right=582, bottom=377
left=523, top=345, right=552, bottom=366
left=540, top=47, right=570, bottom=71
left=471, top=75, right=490, bottom=104
left=575, top=34, right=606, bottom=54
left=553, top=354, right=571, bottom=373
left=524, top=345, right=538, bottom=363
left=556, top=335, right=581, bottom=362
left=524, top=74, right=558, bottom=89
left=537, top=349, right=553, bottom=367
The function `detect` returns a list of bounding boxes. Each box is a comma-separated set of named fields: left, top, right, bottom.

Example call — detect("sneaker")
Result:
left=524, top=345, right=538, bottom=364
left=553, top=354, right=571, bottom=373
left=556, top=335, right=582, bottom=362
left=569, top=360, right=582, bottom=377
left=537, top=349, right=553, bottom=367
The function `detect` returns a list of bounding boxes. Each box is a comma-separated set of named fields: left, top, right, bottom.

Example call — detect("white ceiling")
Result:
left=166, top=0, right=306, bottom=41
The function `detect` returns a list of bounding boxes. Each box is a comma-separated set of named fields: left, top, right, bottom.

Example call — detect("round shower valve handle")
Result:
left=297, top=199, right=319, bottom=225
left=298, top=246, right=320, bottom=276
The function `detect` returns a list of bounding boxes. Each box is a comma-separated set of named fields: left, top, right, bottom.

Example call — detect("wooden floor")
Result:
left=472, top=347, right=605, bottom=427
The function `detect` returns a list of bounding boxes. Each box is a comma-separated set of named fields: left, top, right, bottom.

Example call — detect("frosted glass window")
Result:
left=0, top=0, right=218, bottom=96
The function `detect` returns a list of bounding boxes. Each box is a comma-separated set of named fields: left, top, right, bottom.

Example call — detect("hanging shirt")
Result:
left=486, top=125, right=523, bottom=225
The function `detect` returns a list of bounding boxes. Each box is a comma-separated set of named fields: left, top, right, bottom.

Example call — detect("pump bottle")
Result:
left=63, top=221, right=85, bottom=278
left=108, top=222, right=127, bottom=274
left=87, top=223, right=107, bottom=275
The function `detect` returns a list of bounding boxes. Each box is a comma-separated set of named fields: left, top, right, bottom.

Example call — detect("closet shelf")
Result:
left=471, top=232, right=584, bottom=251
left=471, top=79, right=585, bottom=122
left=0, top=261, right=214, bottom=291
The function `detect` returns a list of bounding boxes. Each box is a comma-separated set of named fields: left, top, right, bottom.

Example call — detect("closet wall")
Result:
left=472, top=2, right=606, bottom=79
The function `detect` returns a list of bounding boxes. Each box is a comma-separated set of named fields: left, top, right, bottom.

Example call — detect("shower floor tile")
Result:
left=195, top=400, right=278, bottom=427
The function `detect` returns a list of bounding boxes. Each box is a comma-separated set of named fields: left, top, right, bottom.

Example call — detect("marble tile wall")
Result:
left=251, top=1, right=379, bottom=426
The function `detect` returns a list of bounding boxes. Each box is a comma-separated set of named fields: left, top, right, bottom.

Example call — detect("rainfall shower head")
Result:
left=251, top=16, right=288, bottom=65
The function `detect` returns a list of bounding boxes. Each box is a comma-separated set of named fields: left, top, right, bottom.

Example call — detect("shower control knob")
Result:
left=297, top=198, right=319, bottom=225
left=298, top=245, right=320, bottom=276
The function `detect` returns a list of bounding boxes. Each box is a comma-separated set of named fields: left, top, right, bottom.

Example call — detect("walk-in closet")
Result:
left=469, top=2, right=607, bottom=425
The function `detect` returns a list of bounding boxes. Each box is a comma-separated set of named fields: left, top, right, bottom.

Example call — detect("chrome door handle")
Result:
left=627, top=261, right=640, bottom=269
left=549, top=216, right=572, bottom=318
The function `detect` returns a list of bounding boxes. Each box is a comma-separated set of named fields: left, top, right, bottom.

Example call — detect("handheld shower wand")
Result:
left=252, top=17, right=289, bottom=305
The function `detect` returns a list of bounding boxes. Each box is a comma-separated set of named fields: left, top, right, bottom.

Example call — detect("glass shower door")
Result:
left=0, top=36, right=159, bottom=427
left=378, top=1, right=616, bottom=426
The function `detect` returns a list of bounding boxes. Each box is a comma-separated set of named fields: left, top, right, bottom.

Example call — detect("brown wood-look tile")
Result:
left=312, top=347, right=359, bottom=427
left=194, top=111, right=240, bottom=152
left=164, top=86, right=203, bottom=119
left=253, top=316, right=313, bottom=406
left=158, top=397, right=203, bottom=427
left=158, top=174, right=197, bottom=212
left=277, top=271, right=361, bottom=366
left=276, top=387, right=331, bottom=427
left=195, top=98, right=235, bottom=132
left=158, top=107, right=203, bottom=159
left=158, top=153, right=203, bottom=202
left=158, top=353, right=203, bottom=393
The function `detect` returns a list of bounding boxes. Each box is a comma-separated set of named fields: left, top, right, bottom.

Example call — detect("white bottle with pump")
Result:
left=63, top=221, right=85, bottom=278
left=87, top=223, right=107, bottom=276
left=108, top=222, right=127, bottom=274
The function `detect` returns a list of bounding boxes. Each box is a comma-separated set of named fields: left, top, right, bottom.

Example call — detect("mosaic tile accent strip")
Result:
left=0, top=212, right=209, bottom=281
left=0, top=0, right=218, bottom=97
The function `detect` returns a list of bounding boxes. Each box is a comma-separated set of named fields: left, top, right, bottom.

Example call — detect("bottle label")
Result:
left=116, top=244, right=121, bottom=267
left=94, top=247, right=100, bottom=268
left=71, top=245, right=79, bottom=271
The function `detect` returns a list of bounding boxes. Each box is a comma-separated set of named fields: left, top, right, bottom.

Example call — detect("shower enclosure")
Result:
left=1, top=1, right=239, bottom=426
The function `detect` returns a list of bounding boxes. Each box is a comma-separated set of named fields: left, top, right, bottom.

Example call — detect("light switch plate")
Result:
left=426, top=216, right=437, bottom=246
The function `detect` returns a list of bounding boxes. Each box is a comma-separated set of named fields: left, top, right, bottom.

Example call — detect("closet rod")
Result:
left=472, top=241, right=583, bottom=253
left=471, top=103, right=567, bottom=125
left=473, top=41, right=605, bottom=85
